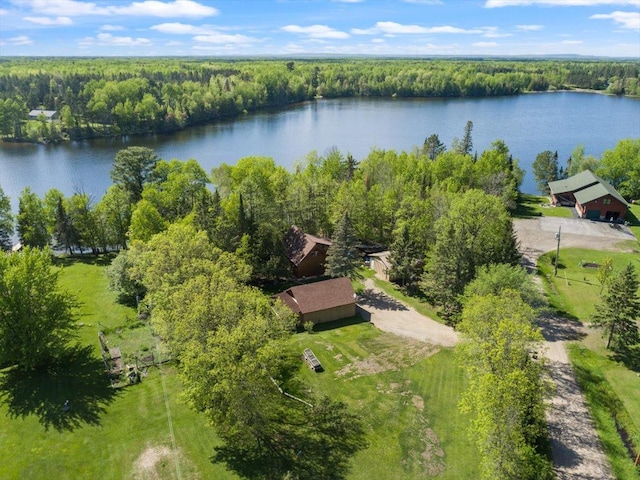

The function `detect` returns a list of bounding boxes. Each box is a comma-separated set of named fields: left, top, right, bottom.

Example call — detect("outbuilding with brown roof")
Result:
left=284, top=225, right=332, bottom=278
left=274, top=277, right=356, bottom=325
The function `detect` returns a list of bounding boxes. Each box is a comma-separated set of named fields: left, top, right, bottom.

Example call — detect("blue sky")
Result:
left=0, top=0, right=638, bottom=57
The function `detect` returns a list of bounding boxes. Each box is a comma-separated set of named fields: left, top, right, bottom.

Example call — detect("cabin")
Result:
left=548, top=170, right=629, bottom=221
left=284, top=225, right=332, bottom=278
left=28, top=110, right=59, bottom=121
left=273, top=277, right=356, bottom=325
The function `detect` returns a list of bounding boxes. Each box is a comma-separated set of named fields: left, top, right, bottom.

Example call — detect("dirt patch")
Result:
left=401, top=415, right=445, bottom=477
left=412, top=395, right=425, bottom=411
left=131, top=445, right=194, bottom=480
left=335, top=334, right=438, bottom=379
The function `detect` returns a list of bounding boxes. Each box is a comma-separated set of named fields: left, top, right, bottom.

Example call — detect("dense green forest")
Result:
left=0, top=57, right=638, bottom=143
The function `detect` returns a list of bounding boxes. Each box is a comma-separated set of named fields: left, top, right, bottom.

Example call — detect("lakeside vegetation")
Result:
left=1, top=57, right=638, bottom=143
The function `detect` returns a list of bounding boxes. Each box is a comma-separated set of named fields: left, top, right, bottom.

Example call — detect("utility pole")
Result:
left=554, top=225, right=561, bottom=277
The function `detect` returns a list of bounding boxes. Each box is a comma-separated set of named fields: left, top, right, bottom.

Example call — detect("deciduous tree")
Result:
left=532, top=150, right=559, bottom=195
left=110, top=146, right=159, bottom=203
left=0, top=247, right=77, bottom=370
left=17, top=187, right=50, bottom=248
left=457, top=292, right=550, bottom=480
left=0, top=185, right=13, bottom=251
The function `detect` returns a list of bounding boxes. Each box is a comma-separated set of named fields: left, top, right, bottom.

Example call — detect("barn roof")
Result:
left=548, top=170, right=599, bottom=195
left=574, top=181, right=630, bottom=207
left=274, top=277, right=355, bottom=315
left=284, top=225, right=331, bottom=266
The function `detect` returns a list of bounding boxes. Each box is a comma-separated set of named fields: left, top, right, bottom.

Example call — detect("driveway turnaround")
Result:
left=357, top=279, right=457, bottom=348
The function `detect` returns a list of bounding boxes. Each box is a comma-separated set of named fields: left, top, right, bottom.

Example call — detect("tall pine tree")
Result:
left=325, top=211, right=361, bottom=279
left=592, top=263, right=640, bottom=350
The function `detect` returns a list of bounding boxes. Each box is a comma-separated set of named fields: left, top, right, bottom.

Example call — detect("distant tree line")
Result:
left=0, top=57, right=638, bottom=143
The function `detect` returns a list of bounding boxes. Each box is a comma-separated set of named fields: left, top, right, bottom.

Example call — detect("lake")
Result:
left=0, top=91, right=639, bottom=211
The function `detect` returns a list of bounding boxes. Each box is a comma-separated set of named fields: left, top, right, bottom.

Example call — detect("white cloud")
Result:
left=281, top=24, right=350, bottom=39
left=591, top=11, right=640, bottom=29
left=473, top=41, right=499, bottom=47
left=372, top=38, right=385, bottom=43
left=193, top=33, right=257, bottom=44
left=516, top=24, right=544, bottom=31
left=352, top=21, right=485, bottom=35
left=151, top=22, right=209, bottom=34
left=486, top=0, right=640, bottom=7
left=165, top=40, right=184, bottom=45
left=403, top=0, right=444, bottom=4
left=562, top=40, right=584, bottom=44
left=96, top=33, right=152, bottom=46
left=20, top=0, right=218, bottom=18
left=100, top=24, right=125, bottom=31
left=23, top=16, right=72, bottom=25
left=6, top=35, right=34, bottom=45
left=332, top=0, right=364, bottom=2
left=0, top=9, right=8, bottom=15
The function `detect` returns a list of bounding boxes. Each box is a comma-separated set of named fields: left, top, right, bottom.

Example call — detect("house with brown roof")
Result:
left=28, top=109, right=59, bottom=121
left=548, top=170, right=629, bottom=221
left=284, top=225, right=332, bottom=278
left=273, top=277, right=356, bottom=325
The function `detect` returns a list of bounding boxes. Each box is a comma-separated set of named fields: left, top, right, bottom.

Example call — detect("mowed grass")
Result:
left=537, top=247, right=640, bottom=320
left=290, top=322, right=479, bottom=479
left=2, top=255, right=479, bottom=479
left=513, top=193, right=574, bottom=219
left=1, top=255, right=236, bottom=480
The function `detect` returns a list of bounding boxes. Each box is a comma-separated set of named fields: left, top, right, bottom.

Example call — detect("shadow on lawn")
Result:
left=0, top=345, right=119, bottom=431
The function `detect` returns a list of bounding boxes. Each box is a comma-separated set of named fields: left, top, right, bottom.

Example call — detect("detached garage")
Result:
left=549, top=170, right=629, bottom=221
left=274, top=277, right=356, bottom=325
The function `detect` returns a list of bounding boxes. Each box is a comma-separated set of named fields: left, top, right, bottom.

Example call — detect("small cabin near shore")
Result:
left=548, top=170, right=629, bottom=221
left=274, top=277, right=356, bottom=325
left=29, top=110, right=59, bottom=121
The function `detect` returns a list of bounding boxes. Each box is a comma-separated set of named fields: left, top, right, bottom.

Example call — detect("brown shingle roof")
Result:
left=284, top=225, right=331, bottom=266
left=274, top=277, right=355, bottom=315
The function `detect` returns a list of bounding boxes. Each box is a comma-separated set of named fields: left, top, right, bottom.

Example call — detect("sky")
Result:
left=0, top=0, right=638, bottom=57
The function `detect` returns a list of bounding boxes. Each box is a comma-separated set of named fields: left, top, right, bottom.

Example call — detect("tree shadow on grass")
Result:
left=0, top=345, right=120, bottom=431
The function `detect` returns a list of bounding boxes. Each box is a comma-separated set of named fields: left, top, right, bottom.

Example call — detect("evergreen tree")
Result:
left=52, top=196, right=77, bottom=254
left=0, top=185, right=13, bottom=251
left=457, top=120, right=474, bottom=155
left=325, top=211, right=361, bottom=279
left=592, top=263, right=640, bottom=350
left=110, top=146, right=159, bottom=203
left=423, top=133, right=446, bottom=160
left=388, top=222, right=423, bottom=288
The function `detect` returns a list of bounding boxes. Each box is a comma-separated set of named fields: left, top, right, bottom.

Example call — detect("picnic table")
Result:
left=303, top=348, right=323, bottom=372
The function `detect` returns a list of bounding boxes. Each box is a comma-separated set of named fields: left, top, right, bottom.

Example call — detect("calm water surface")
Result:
left=1, top=92, right=639, bottom=211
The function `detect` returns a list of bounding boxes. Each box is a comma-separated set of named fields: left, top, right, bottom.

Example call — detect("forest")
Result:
left=0, top=57, right=638, bottom=143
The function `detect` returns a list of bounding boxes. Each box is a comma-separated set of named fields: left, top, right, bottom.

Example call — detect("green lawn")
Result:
left=1, top=255, right=481, bottom=480
left=537, top=247, right=640, bottom=320
left=1, top=255, right=235, bottom=480
left=626, top=203, right=640, bottom=242
left=513, top=193, right=574, bottom=219
left=291, top=323, right=479, bottom=479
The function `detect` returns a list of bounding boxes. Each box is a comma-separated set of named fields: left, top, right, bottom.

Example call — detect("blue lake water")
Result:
left=1, top=91, right=639, bottom=211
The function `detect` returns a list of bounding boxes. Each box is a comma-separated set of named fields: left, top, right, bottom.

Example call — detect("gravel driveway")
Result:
left=357, top=279, right=457, bottom=347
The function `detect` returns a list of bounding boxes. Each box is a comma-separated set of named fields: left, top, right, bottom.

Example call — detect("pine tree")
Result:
left=388, top=223, right=423, bottom=288
left=592, top=263, right=640, bottom=350
left=423, top=134, right=446, bottom=160
left=325, top=211, right=361, bottom=279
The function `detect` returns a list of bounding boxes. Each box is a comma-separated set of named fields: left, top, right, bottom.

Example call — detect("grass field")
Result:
left=1, top=255, right=480, bottom=479
left=290, top=323, right=479, bottom=479
left=537, top=247, right=640, bottom=320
